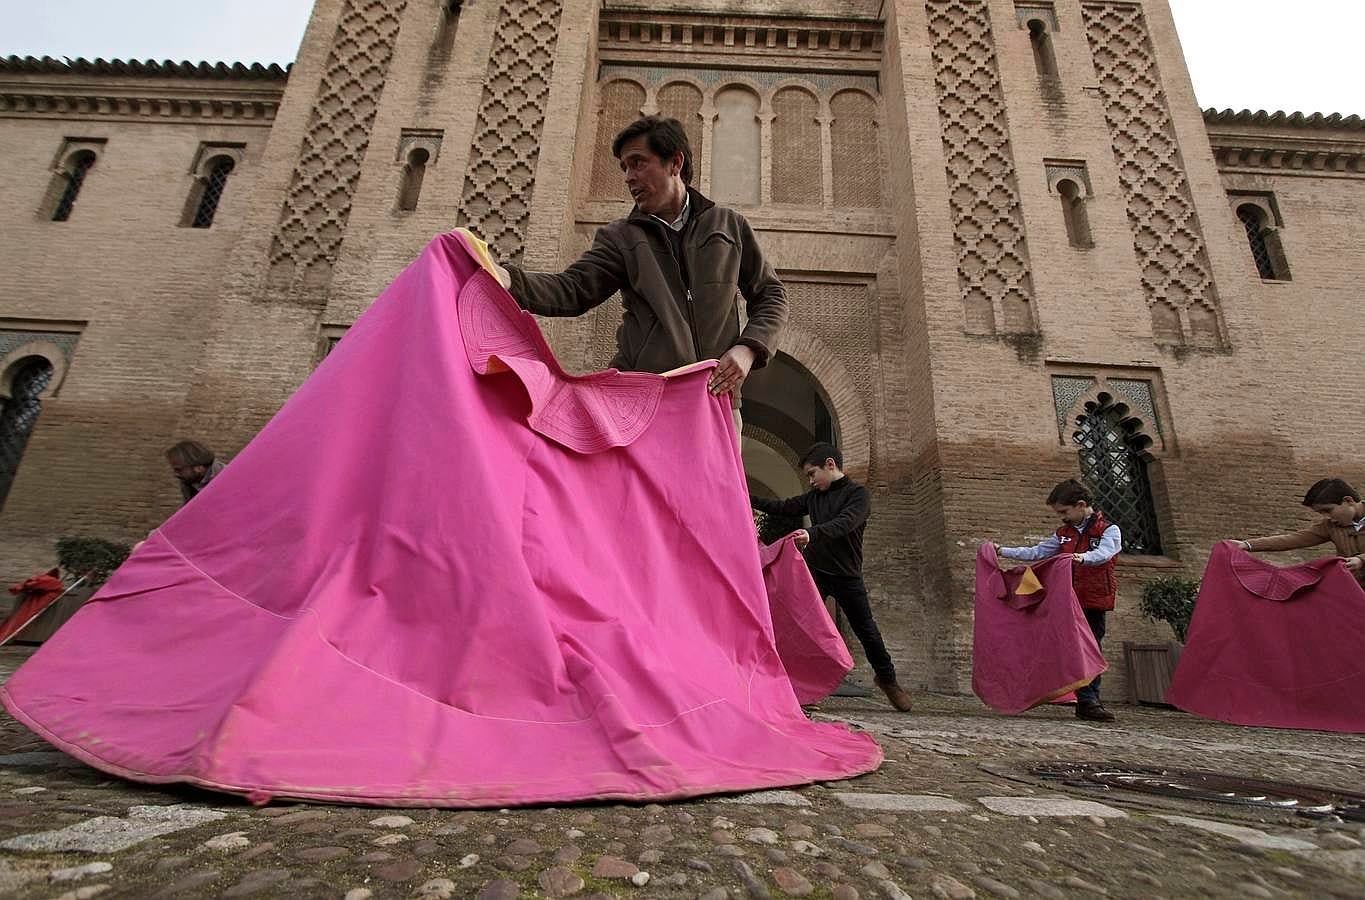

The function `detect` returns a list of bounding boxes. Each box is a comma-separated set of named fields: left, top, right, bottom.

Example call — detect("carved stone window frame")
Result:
left=41, top=137, right=106, bottom=221
left=0, top=320, right=85, bottom=401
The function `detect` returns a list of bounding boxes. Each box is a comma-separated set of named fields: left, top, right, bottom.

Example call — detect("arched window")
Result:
left=191, top=156, right=236, bottom=228
left=397, top=147, right=429, bottom=212
left=771, top=87, right=822, bottom=205
left=51, top=151, right=96, bottom=222
left=1057, top=178, right=1093, bottom=248
left=1236, top=203, right=1289, bottom=280
left=711, top=86, right=761, bottom=206
left=591, top=80, right=645, bottom=200
left=0, top=356, right=55, bottom=511
left=656, top=82, right=704, bottom=175
left=830, top=91, right=882, bottom=208
left=1072, top=392, right=1162, bottom=555
left=1028, top=19, right=1059, bottom=78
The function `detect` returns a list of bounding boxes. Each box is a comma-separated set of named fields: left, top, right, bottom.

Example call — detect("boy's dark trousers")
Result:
left=1077, top=608, right=1106, bottom=704
left=811, top=571, right=896, bottom=683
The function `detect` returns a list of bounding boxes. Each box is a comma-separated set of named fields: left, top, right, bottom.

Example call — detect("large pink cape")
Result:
left=0, top=233, right=882, bottom=807
left=759, top=536, right=853, bottom=704
left=972, top=544, right=1106, bottom=714
left=1166, top=541, right=1365, bottom=733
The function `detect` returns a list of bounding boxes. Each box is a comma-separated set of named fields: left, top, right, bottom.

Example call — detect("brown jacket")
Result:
left=1246, top=516, right=1365, bottom=574
left=505, top=188, right=787, bottom=400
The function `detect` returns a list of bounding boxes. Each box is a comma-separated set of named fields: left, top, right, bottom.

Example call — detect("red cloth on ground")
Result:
left=759, top=535, right=853, bottom=704
left=1166, top=541, right=1365, bottom=733
left=0, top=232, right=881, bottom=807
left=0, top=570, right=65, bottom=646
left=972, top=544, right=1106, bottom=714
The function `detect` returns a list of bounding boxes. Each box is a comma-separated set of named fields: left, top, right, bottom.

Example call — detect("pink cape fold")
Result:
left=971, top=544, right=1106, bottom=714
left=0, top=232, right=882, bottom=807
left=758, top=536, right=853, bottom=704
left=1166, top=541, right=1365, bottom=733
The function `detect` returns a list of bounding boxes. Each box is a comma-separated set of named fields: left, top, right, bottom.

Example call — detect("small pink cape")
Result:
left=972, top=544, right=1106, bottom=714
left=1166, top=541, right=1365, bottom=733
left=759, top=536, right=853, bottom=703
left=0, top=233, right=881, bottom=806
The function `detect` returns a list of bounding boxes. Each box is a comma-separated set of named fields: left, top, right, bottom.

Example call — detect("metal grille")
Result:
left=1237, top=205, right=1276, bottom=280
left=192, top=158, right=236, bottom=228
left=1073, top=392, right=1162, bottom=554
left=1032, top=762, right=1365, bottom=821
left=0, top=357, right=55, bottom=511
left=52, top=154, right=95, bottom=222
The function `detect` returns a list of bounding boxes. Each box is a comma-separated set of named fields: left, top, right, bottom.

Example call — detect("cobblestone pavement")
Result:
left=2, top=645, right=1363, bottom=899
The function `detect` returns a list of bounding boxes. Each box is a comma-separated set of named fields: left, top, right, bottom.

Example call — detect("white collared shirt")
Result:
left=650, top=192, right=690, bottom=233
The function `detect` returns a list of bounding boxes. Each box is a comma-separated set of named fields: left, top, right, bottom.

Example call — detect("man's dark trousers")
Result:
left=812, top=571, right=896, bottom=683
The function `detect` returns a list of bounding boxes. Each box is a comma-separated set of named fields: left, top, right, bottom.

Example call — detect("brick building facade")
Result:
left=2, top=0, right=1362, bottom=696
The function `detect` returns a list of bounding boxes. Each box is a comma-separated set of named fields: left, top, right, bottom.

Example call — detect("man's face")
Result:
left=1312, top=500, right=1360, bottom=527
left=803, top=460, right=839, bottom=492
left=170, top=459, right=206, bottom=485
left=1051, top=501, right=1090, bottom=527
left=618, top=135, right=684, bottom=217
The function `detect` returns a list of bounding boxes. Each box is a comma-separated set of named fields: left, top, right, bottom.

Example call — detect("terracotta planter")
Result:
left=1121, top=640, right=1183, bottom=706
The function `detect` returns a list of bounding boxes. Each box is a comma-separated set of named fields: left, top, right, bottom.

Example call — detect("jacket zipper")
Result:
left=656, top=218, right=703, bottom=362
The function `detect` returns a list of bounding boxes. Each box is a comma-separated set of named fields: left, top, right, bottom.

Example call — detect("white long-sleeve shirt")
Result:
left=1000, top=519, right=1122, bottom=566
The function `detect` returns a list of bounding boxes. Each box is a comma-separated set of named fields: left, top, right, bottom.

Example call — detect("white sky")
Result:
left=0, top=0, right=1360, bottom=115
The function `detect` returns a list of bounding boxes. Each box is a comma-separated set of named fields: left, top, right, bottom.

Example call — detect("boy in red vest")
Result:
left=993, top=479, right=1122, bottom=722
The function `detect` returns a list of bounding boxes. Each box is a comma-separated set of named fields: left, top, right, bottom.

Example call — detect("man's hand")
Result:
left=792, top=529, right=811, bottom=549
left=1345, top=556, right=1363, bottom=574
left=1071, top=553, right=1086, bottom=564
left=709, top=344, right=757, bottom=396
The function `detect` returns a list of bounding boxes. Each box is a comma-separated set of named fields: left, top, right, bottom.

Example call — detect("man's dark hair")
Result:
left=612, top=116, right=694, bottom=185
left=1302, top=478, right=1360, bottom=507
left=800, top=442, right=843, bottom=469
left=165, top=440, right=215, bottom=468
left=1047, top=478, right=1092, bottom=507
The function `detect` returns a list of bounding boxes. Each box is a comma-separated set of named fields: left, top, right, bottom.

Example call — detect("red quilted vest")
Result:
left=1055, top=514, right=1118, bottom=611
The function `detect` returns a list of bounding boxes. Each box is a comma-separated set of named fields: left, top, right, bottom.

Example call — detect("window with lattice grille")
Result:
left=51, top=152, right=96, bottom=222
left=191, top=157, right=236, bottom=228
left=1072, top=392, right=1162, bottom=555
left=0, top=356, right=54, bottom=511
left=1236, top=203, right=1289, bottom=281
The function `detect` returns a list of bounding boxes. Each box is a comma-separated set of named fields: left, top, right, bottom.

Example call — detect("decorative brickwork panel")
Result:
left=590, top=80, right=645, bottom=201
left=1082, top=2, right=1224, bottom=348
left=656, top=82, right=705, bottom=169
left=267, top=0, right=406, bottom=295
left=787, top=281, right=876, bottom=413
left=456, top=0, right=565, bottom=262
left=772, top=87, right=822, bottom=205
left=926, top=0, right=1037, bottom=335
left=830, top=90, right=883, bottom=208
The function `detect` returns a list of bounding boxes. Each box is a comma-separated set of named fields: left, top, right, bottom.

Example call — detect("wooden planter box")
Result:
left=1122, top=641, right=1183, bottom=706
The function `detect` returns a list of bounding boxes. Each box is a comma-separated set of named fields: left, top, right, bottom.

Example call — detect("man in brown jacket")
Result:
left=1237, top=478, right=1365, bottom=581
left=489, top=116, right=787, bottom=416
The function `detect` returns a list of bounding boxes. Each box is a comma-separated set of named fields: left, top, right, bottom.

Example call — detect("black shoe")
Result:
left=1076, top=701, right=1116, bottom=722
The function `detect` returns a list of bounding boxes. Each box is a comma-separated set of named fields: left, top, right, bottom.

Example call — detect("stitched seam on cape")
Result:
left=156, top=530, right=291, bottom=622
left=303, top=607, right=730, bottom=727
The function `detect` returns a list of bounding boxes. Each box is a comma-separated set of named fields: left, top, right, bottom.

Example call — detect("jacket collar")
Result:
left=627, top=186, right=715, bottom=228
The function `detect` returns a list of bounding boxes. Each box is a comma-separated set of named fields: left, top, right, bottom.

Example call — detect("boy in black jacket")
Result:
left=751, top=443, right=913, bottom=712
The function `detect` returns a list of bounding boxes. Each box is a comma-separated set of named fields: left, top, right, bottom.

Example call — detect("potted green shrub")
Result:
left=1122, top=575, right=1200, bottom=706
